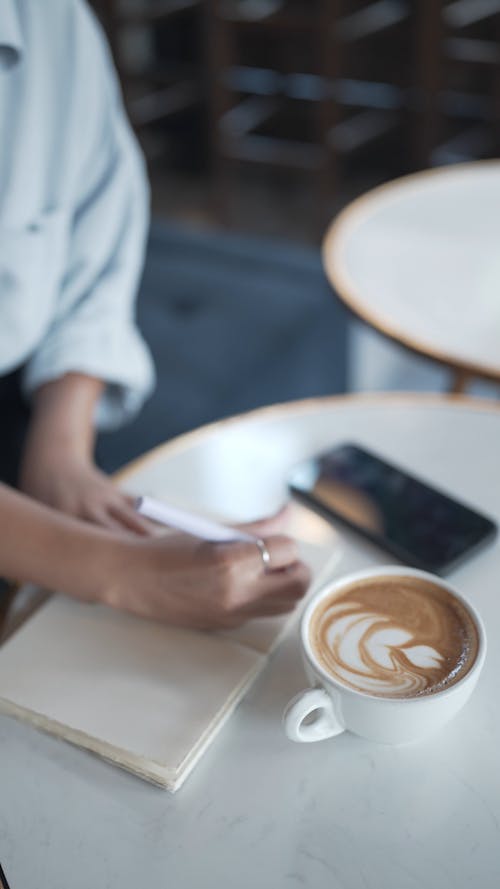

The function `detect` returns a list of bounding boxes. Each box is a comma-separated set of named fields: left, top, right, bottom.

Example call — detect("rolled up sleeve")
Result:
left=23, top=2, right=155, bottom=429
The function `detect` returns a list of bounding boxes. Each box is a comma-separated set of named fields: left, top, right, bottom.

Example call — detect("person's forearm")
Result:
left=19, top=372, right=153, bottom=534
left=0, top=484, right=311, bottom=628
left=25, top=372, right=104, bottom=463
left=0, top=482, right=120, bottom=601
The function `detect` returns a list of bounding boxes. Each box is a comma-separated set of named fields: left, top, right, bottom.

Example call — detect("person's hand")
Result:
left=105, top=511, right=311, bottom=629
left=20, top=373, right=154, bottom=535
left=20, top=451, right=153, bottom=536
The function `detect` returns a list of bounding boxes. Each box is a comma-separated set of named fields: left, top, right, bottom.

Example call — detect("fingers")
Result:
left=237, top=503, right=292, bottom=538
left=253, top=533, right=301, bottom=573
left=120, top=528, right=312, bottom=630
left=109, top=499, right=157, bottom=536
left=211, top=538, right=311, bottom=624
left=255, top=534, right=304, bottom=575
left=217, top=560, right=311, bottom=628
left=86, top=505, right=129, bottom=534
left=79, top=495, right=157, bottom=537
left=252, top=559, right=312, bottom=608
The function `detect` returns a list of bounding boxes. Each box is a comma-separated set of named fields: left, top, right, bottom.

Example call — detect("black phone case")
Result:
left=289, top=443, right=497, bottom=576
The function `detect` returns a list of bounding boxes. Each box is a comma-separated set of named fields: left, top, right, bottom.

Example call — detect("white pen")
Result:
left=135, top=495, right=257, bottom=543
left=135, top=496, right=272, bottom=570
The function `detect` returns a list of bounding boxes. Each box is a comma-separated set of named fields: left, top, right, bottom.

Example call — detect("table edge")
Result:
left=114, top=391, right=500, bottom=483
left=322, top=160, right=500, bottom=383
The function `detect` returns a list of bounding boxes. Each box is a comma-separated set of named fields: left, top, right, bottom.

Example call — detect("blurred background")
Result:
left=89, top=0, right=500, bottom=471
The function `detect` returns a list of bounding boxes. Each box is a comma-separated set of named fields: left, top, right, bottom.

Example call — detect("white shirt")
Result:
left=0, top=0, right=154, bottom=428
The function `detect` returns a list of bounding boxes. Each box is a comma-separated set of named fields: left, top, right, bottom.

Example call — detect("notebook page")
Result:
left=0, top=595, right=263, bottom=787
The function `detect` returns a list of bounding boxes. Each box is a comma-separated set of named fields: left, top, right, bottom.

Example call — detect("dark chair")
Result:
left=97, top=221, right=349, bottom=471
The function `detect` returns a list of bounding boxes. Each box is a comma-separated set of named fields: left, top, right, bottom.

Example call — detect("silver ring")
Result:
left=255, top=538, right=271, bottom=573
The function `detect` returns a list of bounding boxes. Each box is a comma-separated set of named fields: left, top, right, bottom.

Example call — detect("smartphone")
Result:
left=288, top=442, right=497, bottom=575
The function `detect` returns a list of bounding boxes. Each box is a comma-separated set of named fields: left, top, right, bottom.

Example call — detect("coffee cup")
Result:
left=284, top=566, right=486, bottom=745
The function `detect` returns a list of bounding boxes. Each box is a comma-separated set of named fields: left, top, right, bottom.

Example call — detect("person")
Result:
left=0, top=0, right=310, bottom=629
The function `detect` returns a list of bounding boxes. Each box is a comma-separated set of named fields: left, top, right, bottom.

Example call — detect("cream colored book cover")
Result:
left=0, top=510, right=341, bottom=792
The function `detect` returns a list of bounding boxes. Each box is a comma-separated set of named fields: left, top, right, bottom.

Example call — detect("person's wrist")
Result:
left=27, top=426, right=92, bottom=469
left=31, top=375, right=101, bottom=459
left=20, top=439, right=85, bottom=498
left=26, top=404, right=94, bottom=467
left=97, top=536, right=143, bottom=612
left=25, top=428, right=94, bottom=476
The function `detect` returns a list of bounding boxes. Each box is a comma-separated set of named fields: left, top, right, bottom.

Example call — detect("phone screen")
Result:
left=288, top=443, right=497, bottom=574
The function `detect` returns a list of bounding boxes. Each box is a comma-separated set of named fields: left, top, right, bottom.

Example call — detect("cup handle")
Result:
left=283, top=688, right=345, bottom=743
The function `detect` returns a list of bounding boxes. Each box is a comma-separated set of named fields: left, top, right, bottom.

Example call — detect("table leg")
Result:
left=449, top=369, right=470, bottom=394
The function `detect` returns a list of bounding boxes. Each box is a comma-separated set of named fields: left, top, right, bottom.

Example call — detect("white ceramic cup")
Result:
left=284, top=566, right=487, bottom=745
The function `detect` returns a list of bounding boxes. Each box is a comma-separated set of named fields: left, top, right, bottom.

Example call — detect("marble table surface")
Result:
left=1, top=394, right=500, bottom=889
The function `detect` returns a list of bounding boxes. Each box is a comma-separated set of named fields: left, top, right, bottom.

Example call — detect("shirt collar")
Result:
left=0, top=0, right=23, bottom=70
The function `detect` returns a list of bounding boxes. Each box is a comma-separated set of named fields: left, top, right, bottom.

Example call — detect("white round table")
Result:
left=323, top=162, right=500, bottom=392
left=1, top=394, right=500, bottom=889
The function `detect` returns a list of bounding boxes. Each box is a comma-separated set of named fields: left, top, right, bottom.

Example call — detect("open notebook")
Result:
left=0, top=505, right=341, bottom=792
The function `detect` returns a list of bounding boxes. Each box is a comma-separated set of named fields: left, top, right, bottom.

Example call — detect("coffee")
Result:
left=309, top=575, right=479, bottom=699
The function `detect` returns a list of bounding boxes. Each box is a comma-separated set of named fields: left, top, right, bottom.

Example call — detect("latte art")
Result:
left=309, top=576, right=479, bottom=698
